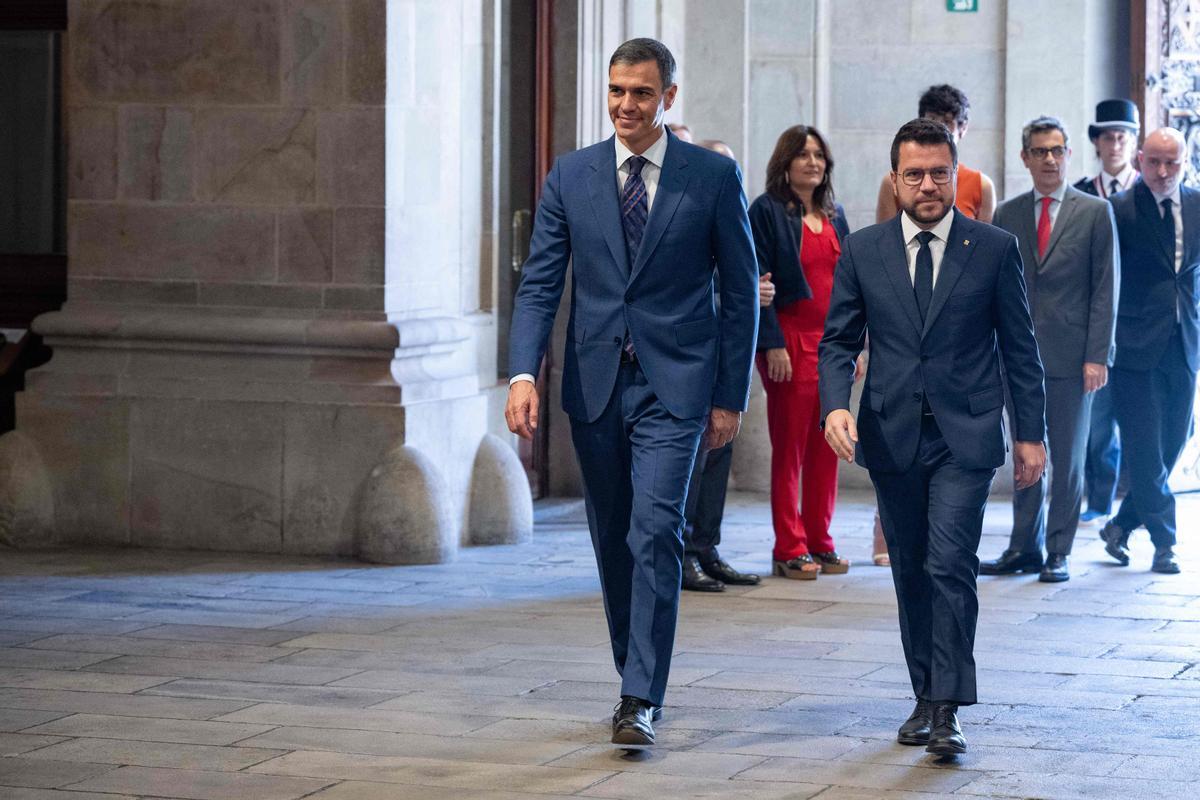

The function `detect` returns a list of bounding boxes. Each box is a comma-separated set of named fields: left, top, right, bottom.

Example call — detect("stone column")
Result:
left=0, top=0, right=530, bottom=560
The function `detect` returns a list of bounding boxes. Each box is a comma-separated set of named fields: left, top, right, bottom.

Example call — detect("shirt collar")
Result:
left=901, top=208, right=955, bottom=246
left=615, top=129, right=668, bottom=171
left=1102, top=163, right=1136, bottom=188
left=1034, top=181, right=1068, bottom=204
left=1150, top=183, right=1183, bottom=209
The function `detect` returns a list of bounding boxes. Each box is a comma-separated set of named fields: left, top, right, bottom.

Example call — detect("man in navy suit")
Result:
left=1100, top=127, right=1200, bottom=575
left=505, top=39, right=758, bottom=746
left=820, top=119, right=1046, bottom=756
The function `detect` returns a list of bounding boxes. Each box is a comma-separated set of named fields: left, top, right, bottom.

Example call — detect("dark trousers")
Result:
left=570, top=360, right=706, bottom=706
left=1009, top=376, right=1092, bottom=556
left=872, top=415, right=994, bottom=706
left=683, top=440, right=733, bottom=561
left=1110, top=334, right=1196, bottom=548
left=1084, top=383, right=1121, bottom=514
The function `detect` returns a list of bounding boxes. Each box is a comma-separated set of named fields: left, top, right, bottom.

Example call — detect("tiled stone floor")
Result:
left=1, top=490, right=1198, bottom=800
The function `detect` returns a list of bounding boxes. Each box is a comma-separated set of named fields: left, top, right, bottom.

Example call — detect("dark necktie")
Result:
left=1162, top=198, right=1176, bottom=269
left=1109, top=178, right=1120, bottom=197
left=622, top=156, right=648, bottom=263
left=914, top=231, right=935, bottom=323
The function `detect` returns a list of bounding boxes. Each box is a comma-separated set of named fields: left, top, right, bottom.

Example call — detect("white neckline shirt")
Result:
left=615, top=130, right=668, bottom=213
left=901, top=209, right=956, bottom=288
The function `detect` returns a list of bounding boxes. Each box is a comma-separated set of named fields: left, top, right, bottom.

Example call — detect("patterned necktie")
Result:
left=622, top=156, right=648, bottom=263
left=1037, top=196, right=1052, bottom=259
left=914, top=231, right=935, bottom=323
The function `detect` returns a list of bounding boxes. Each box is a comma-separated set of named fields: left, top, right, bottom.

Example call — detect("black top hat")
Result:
left=1088, top=99, right=1140, bottom=140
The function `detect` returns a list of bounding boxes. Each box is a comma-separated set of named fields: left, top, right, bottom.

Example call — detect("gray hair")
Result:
left=609, top=38, right=676, bottom=90
left=1022, top=115, right=1069, bottom=150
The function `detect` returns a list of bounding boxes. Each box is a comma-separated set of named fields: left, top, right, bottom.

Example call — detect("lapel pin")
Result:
left=963, top=239, right=970, bottom=245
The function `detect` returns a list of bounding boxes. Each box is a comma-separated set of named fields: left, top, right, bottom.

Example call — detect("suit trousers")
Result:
left=570, top=359, right=706, bottom=706
left=1084, top=383, right=1121, bottom=515
left=1008, top=376, right=1092, bottom=556
left=683, top=440, right=733, bottom=561
left=872, top=415, right=994, bottom=705
left=1110, top=334, right=1196, bottom=548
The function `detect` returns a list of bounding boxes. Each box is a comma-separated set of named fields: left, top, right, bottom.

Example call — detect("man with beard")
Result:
left=819, top=118, right=1046, bottom=755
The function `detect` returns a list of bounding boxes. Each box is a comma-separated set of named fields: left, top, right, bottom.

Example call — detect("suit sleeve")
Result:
left=749, top=199, right=786, bottom=351
left=712, top=161, right=760, bottom=412
left=818, top=236, right=867, bottom=421
left=993, top=236, right=1047, bottom=442
left=508, top=159, right=571, bottom=378
left=1086, top=202, right=1119, bottom=366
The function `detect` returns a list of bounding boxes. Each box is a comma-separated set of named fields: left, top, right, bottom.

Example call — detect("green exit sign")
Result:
left=947, top=0, right=978, bottom=10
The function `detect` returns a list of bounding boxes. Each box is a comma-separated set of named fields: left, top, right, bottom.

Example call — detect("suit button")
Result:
left=913, top=392, right=922, bottom=401
left=613, top=337, right=622, bottom=344
left=920, top=355, right=929, bottom=362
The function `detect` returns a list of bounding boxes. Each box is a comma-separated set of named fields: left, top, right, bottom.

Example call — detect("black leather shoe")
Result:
left=926, top=702, right=966, bottom=755
left=682, top=555, right=725, bottom=592
left=896, top=699, right=932, bottom=745
left=1039, top=553, right=1069, bottom=583
left=1152, top=547, right=1181, bottom=574
left=612, top=696, right=657, bottom=746
left=701, top=557, right=761, bottom=586
left=1100, top=521, right=1130, bottom=566
left=979, top=549, right=1042, bottom=575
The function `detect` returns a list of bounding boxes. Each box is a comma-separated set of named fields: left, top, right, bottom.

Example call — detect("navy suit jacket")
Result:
left=818, top=211, right=1047, bottom=473
left=509, top=132, right=759, bottom=422
left=1110, top=180, right=1200, bottom=373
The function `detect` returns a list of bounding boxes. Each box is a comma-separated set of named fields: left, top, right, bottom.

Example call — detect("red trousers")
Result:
left=757, top=347, right=839, bottom=561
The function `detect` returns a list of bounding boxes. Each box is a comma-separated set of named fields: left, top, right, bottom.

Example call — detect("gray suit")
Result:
left=994, top=186, right=1118, bottom=556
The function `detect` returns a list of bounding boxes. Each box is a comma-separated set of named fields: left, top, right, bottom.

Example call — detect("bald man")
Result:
left=1100, top=128, right=1198, bottom=575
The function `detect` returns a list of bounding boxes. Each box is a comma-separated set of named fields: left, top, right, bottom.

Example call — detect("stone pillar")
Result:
left=0, top=0, right=525, bottom=562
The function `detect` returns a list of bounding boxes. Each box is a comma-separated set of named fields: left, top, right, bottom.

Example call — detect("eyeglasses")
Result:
left=898, top=167, right=955, bottom=186
left=1027, top=146, right=1067, bottom=160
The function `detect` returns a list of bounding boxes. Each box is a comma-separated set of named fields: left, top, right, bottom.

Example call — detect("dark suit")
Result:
left=509, top=131, right=758, bottom=705
left=819, top=211, right=1045, bottom=705
left=1108, top=180, right=1200, bottom=548
left=993, top=187, right=1118, bottom=556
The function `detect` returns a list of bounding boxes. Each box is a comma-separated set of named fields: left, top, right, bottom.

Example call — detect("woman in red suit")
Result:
left=750, top=126, right=852, bottom=580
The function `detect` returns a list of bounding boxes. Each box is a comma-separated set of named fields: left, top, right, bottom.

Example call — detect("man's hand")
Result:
left=765, top=347, right=792, bottom=382
left=759, top=273, right=776, bottom=307
left=505, top=380, right=539, bottom=440
left=704, top=407, right=742, bottom=450
left=824, top=409, right=857, bottom=463
left=1083, top=362, right=1108, bottom=393
left=1013, top=440, right=1046, bottom=490
left=854, top=352, right=868, bottom=383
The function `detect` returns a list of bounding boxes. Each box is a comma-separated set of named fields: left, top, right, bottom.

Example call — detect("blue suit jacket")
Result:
left=818, top=211, right=1047, bottom=473
left=1110, top=180, right=1200, bottom=372
left=509, top=132, right=759, bottom=422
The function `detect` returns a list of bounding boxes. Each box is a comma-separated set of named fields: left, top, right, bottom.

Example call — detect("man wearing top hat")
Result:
left=1075, top=99, right=1140, bottom=531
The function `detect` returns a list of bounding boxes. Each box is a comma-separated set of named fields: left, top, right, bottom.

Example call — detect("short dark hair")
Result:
left=890, top=118, right=958, bottom=171
left=918, top=84, right=971, bottom=125
left=765, top=125, right=837, bottom=216
left=1022, top=115, right=1069, bottom=150
left=609, top=38, right=676, bottom=90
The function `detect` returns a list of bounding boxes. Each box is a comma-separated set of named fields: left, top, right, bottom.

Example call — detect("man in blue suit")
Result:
left=820, top=119, right=1046, bottom=756
left=505, top=39, right=758, bottom=746
left=1100, top=127, right=1200, bottom=575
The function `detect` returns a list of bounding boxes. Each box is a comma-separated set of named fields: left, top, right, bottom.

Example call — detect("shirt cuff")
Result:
left=509, top=373, right=535, bottom=386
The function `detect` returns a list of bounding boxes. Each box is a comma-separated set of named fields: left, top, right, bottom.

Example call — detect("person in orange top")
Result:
left=867, top=84, right=996, bottom=567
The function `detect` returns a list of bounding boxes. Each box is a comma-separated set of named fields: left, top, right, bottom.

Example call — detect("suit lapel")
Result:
left=1012, top=192, right=1040, bottom=271
left=922, top=212, right=976, bottom=338
left=1040, top=188, right=1078, bottom=264
left=587, top=137, right=631, bottom=278
left=1181, top=186, right=1200, bottom=275
left=880, top=218, right=924, bottom=336
left=630, top=139, right=689, bottom=283
left=1134, top=181, right=1175, bottom=271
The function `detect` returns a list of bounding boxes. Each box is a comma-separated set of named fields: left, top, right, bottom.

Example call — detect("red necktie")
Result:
left=1036, top=196, right=1052, bottom=259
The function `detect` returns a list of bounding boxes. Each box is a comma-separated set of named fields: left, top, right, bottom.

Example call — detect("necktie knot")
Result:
left=1110, top=178, right=1120, bottom=196
left=1162, top=198, right=1173, bottom=215
left=915, top=231, right=935, bottom=247
left=627, top=155, right=647, bottom=177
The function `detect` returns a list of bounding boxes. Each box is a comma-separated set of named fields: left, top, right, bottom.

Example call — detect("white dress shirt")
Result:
left=1150, top=184, right=1184, bottom=274
left=510, top=130, right=671, bottom=386
left=901, top=209, right=956, bottom=288
left=1090, top=163, right=1137, bottom=198
left=1032, top=180, right=1068, bottom=235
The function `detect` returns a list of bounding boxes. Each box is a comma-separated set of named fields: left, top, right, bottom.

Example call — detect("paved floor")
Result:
left=0, top=490, right=1198, bottom=800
